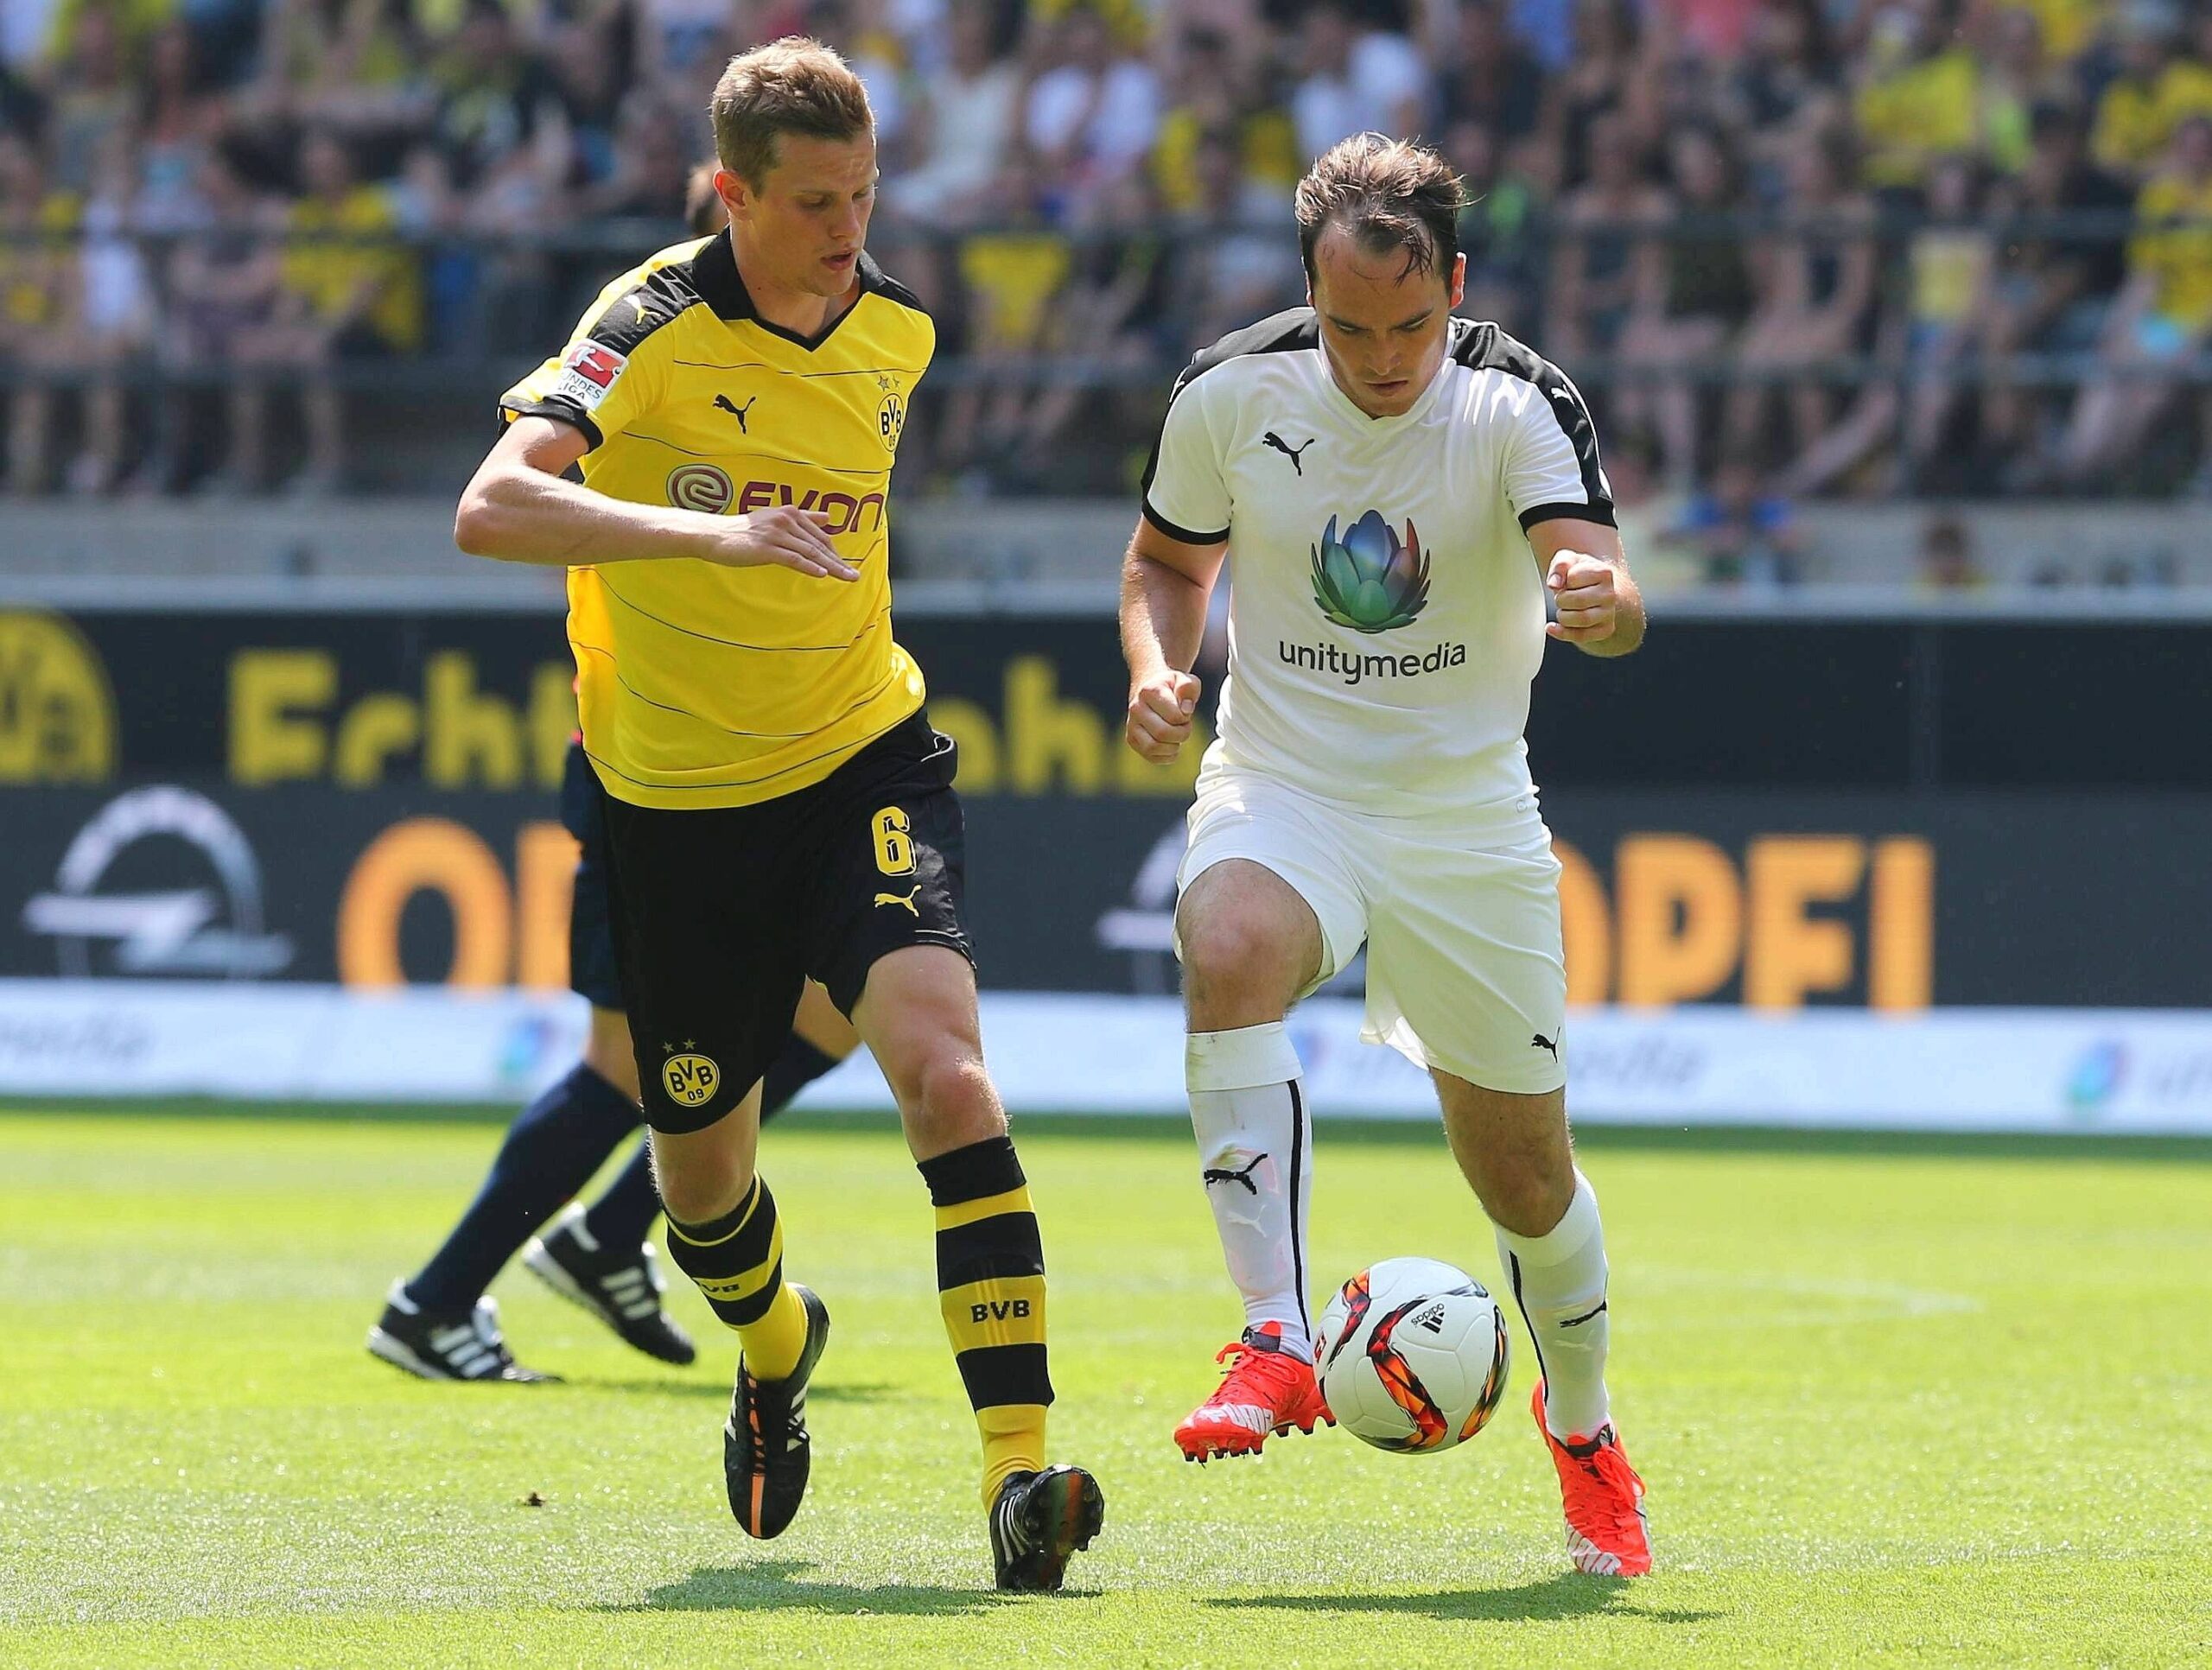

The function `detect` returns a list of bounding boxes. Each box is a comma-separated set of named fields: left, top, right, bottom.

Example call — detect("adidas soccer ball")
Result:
left=1313, top=1256, right=1511, bottom=1454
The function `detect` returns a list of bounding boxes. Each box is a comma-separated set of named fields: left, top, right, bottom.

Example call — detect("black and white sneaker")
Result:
left=724, top=1284, right=830, bottom=1539
left=523, top=1204, right=697, bottom=1367
left=990, top=1464, right=1106, bottom=1592
left=365, top=1281, right=558, bottom=1382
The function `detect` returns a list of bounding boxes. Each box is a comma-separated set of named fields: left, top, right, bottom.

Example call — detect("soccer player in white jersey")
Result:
left=1119, top=134, right=1652, bottom=1577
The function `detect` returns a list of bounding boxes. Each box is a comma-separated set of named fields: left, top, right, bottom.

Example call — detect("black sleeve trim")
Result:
left=501, top=398, right=602, bottom=451
left=1519, top=500, right=1617, bottom=532
left=1135, top=312, right=1313, bottom=546
left=586, top=261, right=696, bottom=353
left=1184, top=306, right=1317, bottom=378
left=1141, top=500, right=1230, bottom=547
left=1461, top=323, right=1617, bottom=523
left=1532, top=371, right=1612, bottom=518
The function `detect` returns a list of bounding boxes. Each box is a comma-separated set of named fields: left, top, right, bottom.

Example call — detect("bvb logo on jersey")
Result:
left=667, top=464, right=734, bottom=515
left=0, top=610, right=118, bottom=783
left=877, top=391, right=906, bottom=453
left=662, top=1051, right=721, bottom=1108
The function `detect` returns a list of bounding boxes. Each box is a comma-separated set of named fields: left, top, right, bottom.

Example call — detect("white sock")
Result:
left=1186, top=1023, right=1313, bottom=1362
left=1494, top=1170, right=1611, bottom=1442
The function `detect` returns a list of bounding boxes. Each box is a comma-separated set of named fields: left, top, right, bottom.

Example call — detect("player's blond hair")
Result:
left=1294, top=134, right=1469, bottom=284
left=710, top=37, right=874, bottom=186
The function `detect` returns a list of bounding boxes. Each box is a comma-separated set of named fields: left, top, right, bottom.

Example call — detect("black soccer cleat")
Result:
left=989, top=1464, right=1105, bottom=1592
left=365, top=1281, right=558, bottom=1383
left=523, top=1204, right=697, bottom=1367
left=723, top=1283, right=830, bottom=1539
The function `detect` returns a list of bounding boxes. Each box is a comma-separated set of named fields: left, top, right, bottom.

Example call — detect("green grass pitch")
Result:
left=1, top=1107, right=2208, bottom=1667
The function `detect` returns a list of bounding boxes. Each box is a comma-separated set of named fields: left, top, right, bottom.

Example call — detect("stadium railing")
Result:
left=3, top=207, right=2206, bottom=498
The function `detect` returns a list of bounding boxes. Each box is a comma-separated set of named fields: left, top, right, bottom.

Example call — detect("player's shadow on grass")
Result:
left=608, top=1559, right=1013, bottom=1617
left=568, top=1378, right=902, bottom=1402
left=1209, top=1574, right=1715, bottom=1625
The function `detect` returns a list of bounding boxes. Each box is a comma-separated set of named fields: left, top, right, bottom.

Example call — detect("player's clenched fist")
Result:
left=1126, top=668, right=1202, bottom=763
left=708, top=506, right=860, bottom=581
left=1545, top=551, right=1618, bottom=644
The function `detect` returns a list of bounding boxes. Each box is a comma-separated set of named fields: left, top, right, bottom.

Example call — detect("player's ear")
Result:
left=715, top=167, right=748, bottom=224
left=1447, top=251, right=1466, bottom=311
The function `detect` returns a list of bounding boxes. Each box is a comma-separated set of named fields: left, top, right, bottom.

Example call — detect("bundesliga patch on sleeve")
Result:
left=552, top=340, right=627, bottom=410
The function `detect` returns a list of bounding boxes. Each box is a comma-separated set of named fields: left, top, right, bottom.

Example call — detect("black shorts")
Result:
left=595, top=712, right=973, bottom=1133
left=558, top=737, right=626, bottom=1012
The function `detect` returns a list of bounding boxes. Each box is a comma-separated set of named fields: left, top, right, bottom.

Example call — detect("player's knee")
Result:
left=916, top=1045, right=997, bottom=1123
left=1178, top=905, right=1305, bottom=1015
left=654, top=1161, right=749, bottom=1229
left=649, top=1125, right=757, bottom=1227
left=903, top=1042, right=1004, bottom=1149
left=1476, top=1153, right=1574, bottom=1240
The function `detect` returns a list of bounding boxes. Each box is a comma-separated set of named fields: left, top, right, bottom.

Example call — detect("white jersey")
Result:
left=1142, top=310, right=1613, bottom=816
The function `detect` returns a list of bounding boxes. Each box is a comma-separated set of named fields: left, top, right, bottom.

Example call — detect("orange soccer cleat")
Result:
left=1531, top=1381, right=1652, bottom=1576
left=1173, top=1323, right=1334, bottom=1462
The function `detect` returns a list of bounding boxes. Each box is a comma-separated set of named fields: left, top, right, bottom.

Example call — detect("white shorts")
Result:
left=1176, top=766, right=1567, bottom=1094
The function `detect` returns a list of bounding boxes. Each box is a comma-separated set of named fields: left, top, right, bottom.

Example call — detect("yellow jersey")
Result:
left=2131, top=171, right=2212, bottom=333
left=283, top=187, right=423, bottom=352
left=1994, top=0, right=2101, bottom=63
left=2095, top=62, right=2212, bottom=176
left=0, top=192, right=77, bottom=328
left=501, top=233, right=932, bottom=810
left=1856, top=49, right=1980, bottom=188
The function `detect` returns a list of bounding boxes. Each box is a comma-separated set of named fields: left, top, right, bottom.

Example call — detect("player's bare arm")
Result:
left=1119, top=517, right=1226, bottom=764
left=1529, top=517, right=1645, bottom=657
left=454, top=416, right=858, bottom=581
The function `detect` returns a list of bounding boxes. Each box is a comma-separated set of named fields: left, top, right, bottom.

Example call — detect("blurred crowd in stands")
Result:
left=0, top=0, right=2209, bottom=524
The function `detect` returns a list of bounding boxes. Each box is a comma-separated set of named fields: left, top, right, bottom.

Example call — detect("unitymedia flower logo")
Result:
left=1310, top=510, right=1429, bottom=633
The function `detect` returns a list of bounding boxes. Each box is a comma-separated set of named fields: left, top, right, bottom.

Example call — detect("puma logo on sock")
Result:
left=1202, top=1154, right=1268, bottom=1195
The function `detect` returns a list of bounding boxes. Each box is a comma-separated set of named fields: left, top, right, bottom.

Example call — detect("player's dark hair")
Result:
left=710, top=37, right=874, bottom=186
left=1294, top=133, right=1469, bottom=286
left=685, top=162, right=728, bottom=234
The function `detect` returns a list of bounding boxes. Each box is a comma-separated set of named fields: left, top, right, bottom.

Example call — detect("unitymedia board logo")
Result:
left=1285, top=510, right=1467, bottom=685
left=22, top=785, right=292, bottom=977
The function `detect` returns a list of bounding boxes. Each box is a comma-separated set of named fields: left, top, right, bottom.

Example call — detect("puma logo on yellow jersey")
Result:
left=874, top=886, right=921, bottom=916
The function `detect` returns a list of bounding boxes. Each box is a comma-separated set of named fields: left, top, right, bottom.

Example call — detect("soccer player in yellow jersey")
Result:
left=454, top=39, right=1103, bottom=1591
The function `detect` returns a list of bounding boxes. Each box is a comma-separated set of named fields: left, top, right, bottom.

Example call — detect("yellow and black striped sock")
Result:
left=919, top=1134, right=1052, bottom=1507
left=664, top=1176, right=808, bottom=1381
